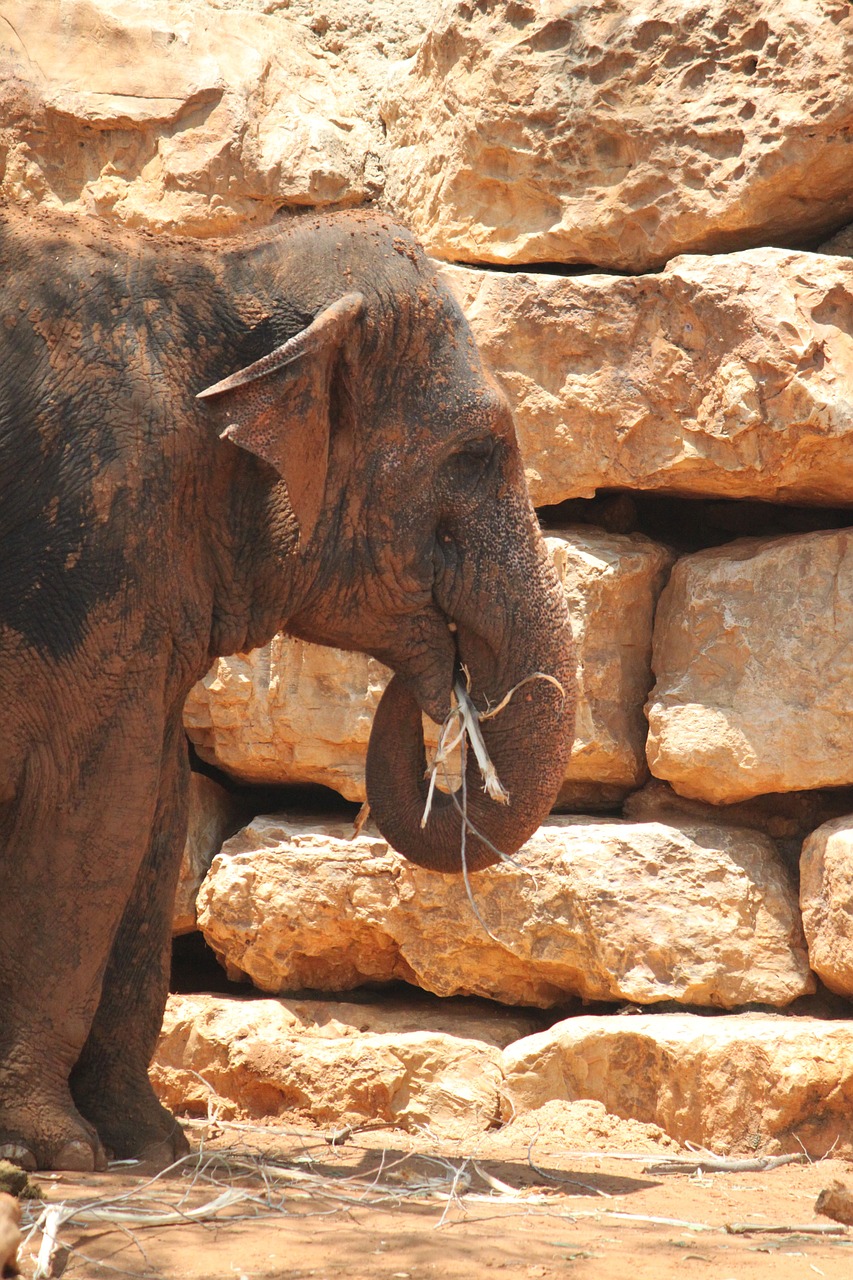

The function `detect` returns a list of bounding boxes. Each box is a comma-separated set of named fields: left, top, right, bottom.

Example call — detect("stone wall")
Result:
left=12, top=0, right=853, bottom=1150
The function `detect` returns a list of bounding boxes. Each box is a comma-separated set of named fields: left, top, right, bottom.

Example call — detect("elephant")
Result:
left=0, top=202, right=574, bottom=1173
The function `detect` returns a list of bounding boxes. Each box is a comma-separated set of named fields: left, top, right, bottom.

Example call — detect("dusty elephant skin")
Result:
left=0, top=204, right=574, bottom=1172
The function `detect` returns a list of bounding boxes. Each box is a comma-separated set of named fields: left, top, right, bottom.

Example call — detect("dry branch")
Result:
left=644, top=1153, right=807, bottom=1175
left=725, top=1221, right=847, bottom=1236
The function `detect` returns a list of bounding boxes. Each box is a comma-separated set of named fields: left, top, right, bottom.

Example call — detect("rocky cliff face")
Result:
left=11, top=0, right=853, bottom=1154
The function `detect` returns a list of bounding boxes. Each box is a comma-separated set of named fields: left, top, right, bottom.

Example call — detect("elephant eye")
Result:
left=446, top=435, right=496, bottom=475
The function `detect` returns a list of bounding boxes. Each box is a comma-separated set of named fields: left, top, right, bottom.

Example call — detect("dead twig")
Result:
left=725, top=1221, right=847, bottom=1236
left=644, top=1153, right=807, bottom=1176
left=324, top=1121, right=399, bottom=1147
left=575, top=1209, right=714, bottom=1231
left=351, top=802, right=370, bottom=839
left=421, top=670, right=566, bottom=829
left=478, top=672, right=565, bottom=721
left=452, top=681, right=509, bottom=806
left=457, top=735, right=506, bottom=944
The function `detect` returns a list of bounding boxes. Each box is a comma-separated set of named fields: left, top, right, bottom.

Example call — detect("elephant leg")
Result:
left=71, top=715, right=191, bottom=1167
left=0, top=719, right=165, bottom=1172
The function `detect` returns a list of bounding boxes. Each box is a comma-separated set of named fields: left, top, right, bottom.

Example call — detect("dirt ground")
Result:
left=11, top=1103, right=853, bottom=1280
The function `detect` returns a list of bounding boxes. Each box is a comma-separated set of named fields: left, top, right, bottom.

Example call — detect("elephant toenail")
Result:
left=0, top=1143, right=37, bottom=1171
left=55, top=1140, right=95, bottom=1172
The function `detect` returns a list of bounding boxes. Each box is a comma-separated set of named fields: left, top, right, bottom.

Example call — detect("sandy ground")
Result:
left=10, top=1105, right=853, bottom=1280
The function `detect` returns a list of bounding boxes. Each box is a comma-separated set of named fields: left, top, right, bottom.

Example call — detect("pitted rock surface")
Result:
left=196, top=814, right=813, bottom=1009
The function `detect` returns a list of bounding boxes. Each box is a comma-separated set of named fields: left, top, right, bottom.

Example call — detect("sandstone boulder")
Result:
left=384, top=0, right=853, bottom=271
left=549, top=531, right=673, bottom=808
left=152, top=992, right=541, bottom=1139
left=0, top=0, right=380, bottom=235
left=185, top=528, right=671, bottom=808
left=647, top=529, right=853, bottom=803
left=624, top=778, right=853, bottom=870
left=801, top=816, right=853, bottom=997
left=174, top=773, right=251, bottom=935
left=442, top=248, right=853, bottom=508
left=152, top=996, right=853, bottom=1158
left=184, top=637, right=388, bottom=802
left=475, top=1097, right=680, bottom=1158
left=821, top=222, right=853, bottom=257
left=502, top=1012, right=853, bottom=1157
left=197, top=814, right=813, bottom=1009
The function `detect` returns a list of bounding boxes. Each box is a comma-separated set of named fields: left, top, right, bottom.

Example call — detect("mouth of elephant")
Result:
left=394, top=611, right=503, bottom=731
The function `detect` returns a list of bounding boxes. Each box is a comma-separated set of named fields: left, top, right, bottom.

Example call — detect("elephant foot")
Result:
left=0, top=1095, right=107, bottom=1173
left=72, top=1071, right=189, bottom=1169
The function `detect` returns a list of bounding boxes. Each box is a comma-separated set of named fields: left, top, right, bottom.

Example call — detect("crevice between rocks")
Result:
left=537, top=490, right=853, bottom=555
left=429, top=220, right=853, bottom=281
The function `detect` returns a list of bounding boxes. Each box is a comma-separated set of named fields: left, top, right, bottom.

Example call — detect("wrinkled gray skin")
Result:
left=0, top=205, right=574, bottom=1172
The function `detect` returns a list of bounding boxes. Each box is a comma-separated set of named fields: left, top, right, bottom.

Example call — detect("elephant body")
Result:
left=0, top=204, right=574, bottom=1172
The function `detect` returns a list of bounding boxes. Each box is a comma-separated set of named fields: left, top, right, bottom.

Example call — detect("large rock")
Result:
left=197, top=814, right=813, bottom=1009
left=153, top=997, right=853, bottom=1157
left=647, top=529, right=853, bottom=803
left=801, top=816, right=853, bottom=997
left=184, top=636, right=388, bottom=802
left=383, top=0, right=853, bottom=271
left=502, top=1013, right=853, bottom=1157
left=174, top=773, right=251, bottom=935
left=442, top=248, right=853, bottom=508
left=0, top=0, right=381, bottom=235
left=152, top=992, right=541, bottom=1138
left=185, top=527, right=671, bottom=808
left=549, top=531, right=673, bottom=808
left=624, top=778, right=853, bottom=870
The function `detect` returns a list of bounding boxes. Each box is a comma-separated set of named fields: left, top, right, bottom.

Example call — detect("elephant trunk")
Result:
left=365, top=605, right=575, bottom=874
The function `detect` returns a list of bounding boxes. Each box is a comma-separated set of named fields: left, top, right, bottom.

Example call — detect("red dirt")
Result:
left=12, top=1104, right=853, bottom=1279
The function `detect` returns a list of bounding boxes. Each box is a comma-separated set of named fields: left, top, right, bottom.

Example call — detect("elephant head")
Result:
left=198, top=215, right=575, bottom=873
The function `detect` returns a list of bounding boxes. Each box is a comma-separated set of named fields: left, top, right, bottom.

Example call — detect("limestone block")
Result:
left=0, top=0, right=380, bottom=235
left=624, top=779, right=853, bottom=870
left=257, top=0, right=438, bottom=99
left=185, top=528, right=671, bottom=807
left=153, top=998, right=853, bottom=1157
left=477, top=1098, right=680, bottom=1157
left=502, top=1013, right=853, bottom=1157
left=383, top=0, right=853, bottom=271
left=647, top=529, right=853, bottom=803
left=442, top=249, right=853, bottom=508
left=174, top=773, right=249, bottom=935
left=152, top=992, right=541, bottom=1138
left=801, top=816, right=853, bottom=997
left=549, top=530, right=673, bottom=808
left=821, top=223, right=853, bottom=258
left=184, top=636, right=390, bottom=801
left=197, top=815, right=813, bottom=1009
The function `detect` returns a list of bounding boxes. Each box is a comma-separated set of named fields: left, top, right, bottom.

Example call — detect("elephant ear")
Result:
left=196, top=292, right=365, bottom=545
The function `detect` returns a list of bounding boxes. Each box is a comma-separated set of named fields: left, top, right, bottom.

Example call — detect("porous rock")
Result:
left=502, top=1013, right=853, bottom=1157
left=624, top=778, right=853, bottom=870
left=152, top=999, right=853, bottom=1157
left=383, top=0, right=853, bottom=271
left=0, top=0, right=381, bottom=235
left=151, top=992, right=541, bottom=1138
left=184, top=636, right=389, bottom=801
left=475, top=1098, right=680, bottom=1157
left=549, top=530, right=673, bottom=808
left=185, top=528, right=671, bottom=808
left=197, top=814, right=813, bottom=1009
left=174, top=773, right=250, bottom=935
left=442, top=248, right=853, bottom=508
left=647, top=529, right=853, bottom=803
left=800, top=815, right=853, bottom=997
